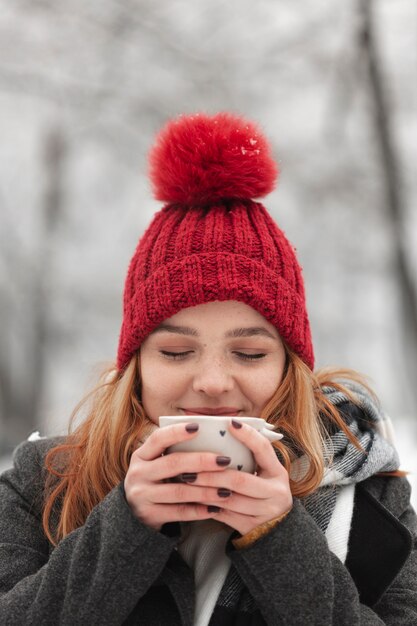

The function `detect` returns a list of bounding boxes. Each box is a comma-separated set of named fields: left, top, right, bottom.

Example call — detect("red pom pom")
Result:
left=148, top=112, right=278, bottom=205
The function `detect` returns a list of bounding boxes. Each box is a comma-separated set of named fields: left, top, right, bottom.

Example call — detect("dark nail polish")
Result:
left=208, top=505, right=221, bottom=513
left=217, top=488, right=232, bottom=498
left=216, top=456, right=231, bottom=466
left=231, top=419, right=242, bottom=429
left=181, top=473, right=197, bottom=482
left=185, top=423, right=199, bottom=433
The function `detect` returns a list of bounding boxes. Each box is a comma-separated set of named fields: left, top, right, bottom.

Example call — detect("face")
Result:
left=139, top=300, right=287, bottom=424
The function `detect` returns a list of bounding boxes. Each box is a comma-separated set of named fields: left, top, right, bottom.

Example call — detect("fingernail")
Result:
left=231, top=419, right=242, bottom=429
left=216, top=456, right=231, bottom=466
left=217, top=488, right=232, bottom=498
left=181, top=473, right=197, bottom=482
left=185, top=423, right=199, bottom=433
left=208, top=505, right=221, bottom=513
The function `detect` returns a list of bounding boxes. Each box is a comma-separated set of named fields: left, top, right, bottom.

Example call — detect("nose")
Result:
left=192, top=357, right=234, bottom=396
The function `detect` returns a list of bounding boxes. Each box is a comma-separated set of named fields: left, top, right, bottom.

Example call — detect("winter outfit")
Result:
left=0, top=395, right=416, bottom=625
left=1, top=112, right=416, bottom=624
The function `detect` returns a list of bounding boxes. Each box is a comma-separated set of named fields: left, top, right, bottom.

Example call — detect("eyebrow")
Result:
left=151, top=324, right=277, bottom=340
left=152, top=324, right=198, bottom=336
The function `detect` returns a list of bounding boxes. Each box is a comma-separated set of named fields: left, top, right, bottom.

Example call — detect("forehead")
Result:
left=153, top=300, right=280, bottom=339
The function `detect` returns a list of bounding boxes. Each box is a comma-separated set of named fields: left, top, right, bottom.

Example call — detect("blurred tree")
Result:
left=360, top=0, right=417, bottom=404
left=0, top=0, right=415, bottom=454
left=0, top=129, right=66, bottom=454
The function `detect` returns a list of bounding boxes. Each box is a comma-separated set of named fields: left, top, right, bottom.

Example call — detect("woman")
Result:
left=0, top=112, right=415, bottom=626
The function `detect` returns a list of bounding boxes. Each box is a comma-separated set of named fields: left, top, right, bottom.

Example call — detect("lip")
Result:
left=181, top=407, right=241, bottom=416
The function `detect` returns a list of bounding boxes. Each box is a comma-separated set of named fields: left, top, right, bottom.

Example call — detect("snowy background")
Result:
left=1, top=0, right=416, bottom=506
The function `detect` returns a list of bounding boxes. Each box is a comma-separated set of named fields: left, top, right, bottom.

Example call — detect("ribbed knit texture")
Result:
left=117, top=201, right=313, bottom=370
left=325, top=483, right=355, bottom=563
left=177, top=520, right=233, bottom=626
left=116, top=112, right=314, bottom=371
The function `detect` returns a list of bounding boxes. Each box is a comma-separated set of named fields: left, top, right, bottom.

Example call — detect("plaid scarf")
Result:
left=301, top=380, right=400, bottom=534
left=212, top=381, right=400, bottom=623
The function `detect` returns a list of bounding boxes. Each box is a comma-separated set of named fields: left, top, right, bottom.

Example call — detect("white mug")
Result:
left=159, top=415, right=283, bottom=474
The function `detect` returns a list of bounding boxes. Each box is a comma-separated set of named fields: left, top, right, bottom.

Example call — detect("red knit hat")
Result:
left=117, top=112, right=314, bottom=370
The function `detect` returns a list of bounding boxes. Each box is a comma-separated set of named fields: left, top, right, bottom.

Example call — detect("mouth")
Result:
left=180, top=407, right=242, bottom=416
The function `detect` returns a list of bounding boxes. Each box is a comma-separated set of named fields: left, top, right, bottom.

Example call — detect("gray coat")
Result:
left=0, top=437, right=416, bottom=625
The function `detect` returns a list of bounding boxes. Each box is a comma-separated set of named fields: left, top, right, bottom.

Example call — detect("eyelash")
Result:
left=160, top=351, right=192, bottom=360
left=160, top=350, right=266, bottom=361
left=235, top=352, right=266, bottom=361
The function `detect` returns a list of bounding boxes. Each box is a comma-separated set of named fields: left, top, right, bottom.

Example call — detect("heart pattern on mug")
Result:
left=160, top=417, right=261, bottom=476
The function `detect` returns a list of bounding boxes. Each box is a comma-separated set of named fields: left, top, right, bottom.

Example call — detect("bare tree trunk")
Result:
left=359, top=0, right=417, bottom=408
left=0, top=129, right=66, bottom=454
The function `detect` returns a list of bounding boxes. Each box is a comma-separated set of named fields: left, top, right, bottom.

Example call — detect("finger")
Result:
left=212, top=508, right=259, bottom=535
left=144, top=502, right=224, bottom=527
left=147, top=482, right=236, bottom=505
left=183, top=469, right=275, bottom=499
left=145, top=481, right=274, bottom=518
left=135, top=422, right=200, bottom=461
left=141, top=451, right=233, bottom=482
left=228, top=421, right=285, bottom=477
left=204, top=494, right=276, bottom=518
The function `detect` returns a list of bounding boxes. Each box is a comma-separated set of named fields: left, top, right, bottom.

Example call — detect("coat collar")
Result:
left=345, top=480, right=413, bottom=606
left=158, top=479, right=413, bottom=618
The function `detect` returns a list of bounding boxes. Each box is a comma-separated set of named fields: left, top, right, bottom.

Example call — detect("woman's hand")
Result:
left=124, top=420, right=292, bottom=536
left=124, top=422, right=236, bottom=531
left=184, top=419, right=293, bottom=536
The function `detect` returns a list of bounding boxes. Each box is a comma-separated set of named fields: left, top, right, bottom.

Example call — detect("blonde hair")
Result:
left=42, top=348, right=384, bottom=545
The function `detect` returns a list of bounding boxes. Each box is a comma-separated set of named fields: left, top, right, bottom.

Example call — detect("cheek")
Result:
left=140, top=358, right=165, bottom=418
left=247, top=376, right=278, bottom=405
left=243, top=360, right=284, bottom=406
left=140, top=359, right=189, bottom=412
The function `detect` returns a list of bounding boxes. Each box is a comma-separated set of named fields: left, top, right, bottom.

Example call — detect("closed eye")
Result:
left=234, top=352, right=266, bottom=361
left=160, top=350, right=193, bottom=360
left=160, top=350, right=267, bottom=361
